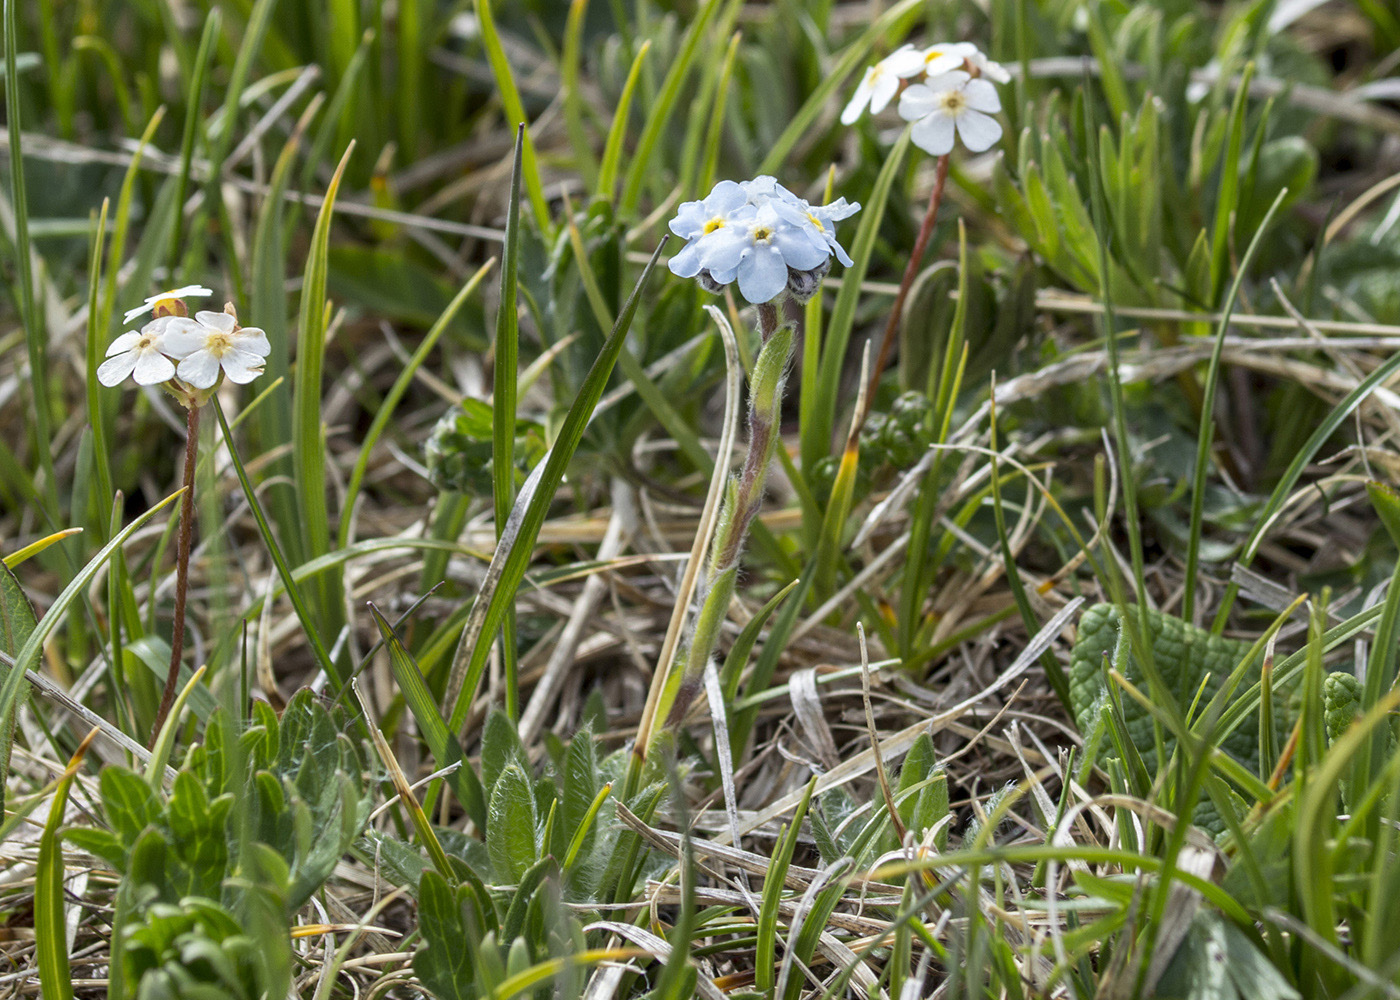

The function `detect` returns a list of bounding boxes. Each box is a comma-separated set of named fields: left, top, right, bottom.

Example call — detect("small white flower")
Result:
left=840, top=44, right=927, bottom=124
left=122, top=285, right=214, bottom=325
left=161, top=311, right=271, bottom=389
left=97, top=321, right=178, bottom=387
left=916, top=42, right=972, bottom=79
left=899, top=71, right=1003, bottom=156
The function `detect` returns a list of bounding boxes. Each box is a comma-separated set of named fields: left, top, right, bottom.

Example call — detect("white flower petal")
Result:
left=195, top=310, right=237, bottom=332
left=955, top=109, right=1003, bottom=152
left=176, top=351, right=221, bottom=389
left=97, top=352, right=139, bottom=387
left=841, top=73, right=876, bottom=124
left=910, top=112, right=956, bottom=156
left=868, top=72, right=901, bottom=115
left=898, top=84, right=940, bottom=121
left=963, top=78, right=1002, bottom=113
left=220, top=349, right=266, bottom=384
left=922, top=70, right=970, bottom=92
left=919, top=49, right=965, bottom=77
left=886, top=45, right=929, bottom=78
left=132, top=350, right=176, bottom=386
left=233, top=327, right=272, bottom=358
left=736, top=245, right=788, bottom=304
left=158, top=318, right=212, bottom=358
left=104, top=331, right=142, bottom=357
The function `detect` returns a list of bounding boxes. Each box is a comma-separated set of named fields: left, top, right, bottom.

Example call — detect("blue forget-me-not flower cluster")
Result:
left=667, top=177, right=861, bottom=305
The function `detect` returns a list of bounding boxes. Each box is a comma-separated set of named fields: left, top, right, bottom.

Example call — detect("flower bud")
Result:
left=785, top=260, right=831, bottom=302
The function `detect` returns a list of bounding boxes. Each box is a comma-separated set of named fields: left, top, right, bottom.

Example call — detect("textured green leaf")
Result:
left=487, top=763, right=538, bottom=884
left=414, top=869, right=478, bottom=1000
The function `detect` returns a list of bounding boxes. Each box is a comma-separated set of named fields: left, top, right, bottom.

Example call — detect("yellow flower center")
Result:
left=137, top=333, right=158, bottom=351
left=751, top=225, right=774, bottom=243
left=151, top=296, right=187, bottom=319
left=205, top=331, right=234, bottom=357
left=924, top=49, right=947, bottom=65
left=938, top=89, right=969, bottom=113
left=703, top=216, right=726, bottom=234
left=805, top=212, right=826, bottom=232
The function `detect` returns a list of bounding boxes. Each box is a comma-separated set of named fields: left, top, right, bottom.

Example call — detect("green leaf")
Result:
left=487, top=763, right=538, bottom=884
left=0, top=491, right=182, bottom=816
left=481, top=708, right=527, bottom=798
left=369, top=606, right=487, bottom=832
left=292, top=142, right=354, bottom=655
left=36, top=734, right=95, bottom=1000
left=0, top=560, right=36, bottom=816
left=1368, top=481, right=1400, bottom=549
left=444, top=240, right=668, bottom=736
left=415, top=870, right=478, bottom=1000
left=619, top=0, right=724, bottom=215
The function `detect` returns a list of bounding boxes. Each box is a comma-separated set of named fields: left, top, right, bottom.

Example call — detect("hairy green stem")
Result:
left=663, top=307, right=795, bottom=730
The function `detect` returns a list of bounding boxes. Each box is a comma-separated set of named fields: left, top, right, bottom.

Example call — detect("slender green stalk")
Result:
left=5, top=0, right=56, bottom=515
left=655, top=302, right=793, bottom=739
left=149, top=403, right=200, bottom=746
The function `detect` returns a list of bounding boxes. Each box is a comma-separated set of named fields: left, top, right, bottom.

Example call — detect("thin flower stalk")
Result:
left=860, top=153, right=951, bottom=426
left=152, top=402, right=200, bottom=744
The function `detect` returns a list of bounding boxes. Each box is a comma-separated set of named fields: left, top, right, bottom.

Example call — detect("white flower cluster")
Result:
left=842, top=41, right=1008, bottom=157
left=668, top=177, right=861, bottom=304
left=99, top=286, right=271, bottom=393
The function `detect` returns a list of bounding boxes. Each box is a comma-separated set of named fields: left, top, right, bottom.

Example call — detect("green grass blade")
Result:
left=35, top=730, right=97, bottom=1000
left=254, top=96, right=322, bottom=565
left=1081, top=75, right=1148, bottom=611
left=596, top=40, right=650, bottom=201
left=619, top=0, right=723, bottom=216
left=84, top=200, right=113, bottom=520
left=804, top=127, right=910, bottom=475
left=369, top=606, right=487, bottom=831
left=444, top=239, right=669, bottom=735
left=292, top=143, right=354, bottom=642
left=1181, top=189, right=1286, bottom=621
left=169, top=9, right=221, bottom=272
left=212, top=400, right=342, bottom=688
left=339, top=258, right=494, bottom=550
left=561, top=0, right=597, bottom=190
left=756, top=0, right=922, bottom=176
left=494, top=128, right=525, bottom=722
left=5, top=0, right=56, bottom=515
left=695, top=30, right=740, bottom=199
left=1208, top=63, right=1255, bottom=305
left=755, top=778, right=817, bottom=994
left=476, top=0, right=551, bottom=231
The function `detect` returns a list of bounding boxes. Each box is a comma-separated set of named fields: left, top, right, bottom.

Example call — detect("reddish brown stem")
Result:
left=859, top=153, right=951, bottom=426
left=150, top=402, right=200, bottom=747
